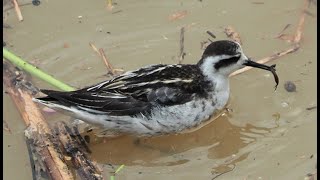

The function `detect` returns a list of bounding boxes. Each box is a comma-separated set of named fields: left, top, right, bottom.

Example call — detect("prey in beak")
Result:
left=243, top=59, right=279, bottom=90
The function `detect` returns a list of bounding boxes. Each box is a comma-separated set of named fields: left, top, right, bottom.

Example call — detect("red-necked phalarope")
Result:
left=34, top=40, right=278, bottom=136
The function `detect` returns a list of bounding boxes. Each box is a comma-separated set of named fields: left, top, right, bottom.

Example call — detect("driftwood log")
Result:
left=3, top=61, right=103, bottom=180
left=53, top=122, right=103, bottom=180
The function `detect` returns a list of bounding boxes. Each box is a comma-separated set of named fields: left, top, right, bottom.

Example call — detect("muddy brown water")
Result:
left=3, top=0, right=317, bottom=179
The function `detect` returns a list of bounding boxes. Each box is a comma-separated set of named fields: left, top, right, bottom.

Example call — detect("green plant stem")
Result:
left=3, top=48, right=75, bottom=91
left=110, top=165, right=125, bottom=180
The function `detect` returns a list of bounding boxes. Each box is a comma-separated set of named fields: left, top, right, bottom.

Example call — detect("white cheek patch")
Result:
left=200, top=55, right=234, bottom=73
left=201, top=54, right=248, bottom=77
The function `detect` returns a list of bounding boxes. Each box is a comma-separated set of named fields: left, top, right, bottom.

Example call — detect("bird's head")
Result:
left=197, top=40, right=275, bottom=77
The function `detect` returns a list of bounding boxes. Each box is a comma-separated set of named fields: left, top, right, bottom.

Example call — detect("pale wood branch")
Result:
left=3, top=61, right=73, bottom=180
left=12, top=0, right=23, bottom=21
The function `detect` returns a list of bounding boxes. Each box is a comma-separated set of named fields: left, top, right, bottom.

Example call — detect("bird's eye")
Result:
left=214, top=55, right=241, bottom=69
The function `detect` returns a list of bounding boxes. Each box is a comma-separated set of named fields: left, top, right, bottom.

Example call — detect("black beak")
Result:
left=243, top=59, right=279, bottom=90
left=243, top=59, right=273, bottom=71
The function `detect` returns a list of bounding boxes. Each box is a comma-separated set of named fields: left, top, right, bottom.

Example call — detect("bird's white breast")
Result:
left=138, top=89, right=230, bottom=135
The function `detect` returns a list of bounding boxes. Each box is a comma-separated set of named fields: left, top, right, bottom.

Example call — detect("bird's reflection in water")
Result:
left=86, top=112, right=271, bottom=167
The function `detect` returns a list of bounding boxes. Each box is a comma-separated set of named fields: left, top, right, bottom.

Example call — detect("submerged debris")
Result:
left=251, top=1, right=265, bottom=4
left=200, top=40, right=209, bottom=50
left=168, top=10, right=188, bottom=21
left=32, top=0, right=40, bottom=6
left=84, top=135, right=90, bottom=143
left=275, top=24, right=291, bottom=37
left=206, top=31, right=216, bottom=39
left=272, top=112, right=281, bottom=121
left=212, top=164, right=235, bottom=180
left=178, top=27, right=186, bottom=64
left=284, top=81, right=297, bottom=92
left=200, top=31, right=217, bottom=50
left=107, top=0, right=114, bottom=10
left=89, top=42, right=124, bottom=76
left=224, top=26, right=242, bottom=45
left=112, top=10, right=123, bottom=14
left=306, top=106, right=317, bottom=110
left=3, top=120, right=12, bottom=134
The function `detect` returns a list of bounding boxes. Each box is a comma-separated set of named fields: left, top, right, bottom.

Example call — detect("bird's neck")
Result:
left=197, top=56, right=230, bottom=91
left=206, top=73, right=230, bottom=109
left=198, top=64, right=230, bottom=92
left=212, top=74, right=229, bottom=92
left=197, top=58, right=230, bottom=109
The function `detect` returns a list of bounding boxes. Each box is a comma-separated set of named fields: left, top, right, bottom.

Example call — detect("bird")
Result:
left=33, top=40, right=278, bottom=137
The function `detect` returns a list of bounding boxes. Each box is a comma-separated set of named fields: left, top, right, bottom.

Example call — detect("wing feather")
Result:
left=38, top=64, right=207, bottom=116
left=39, top=90, right=151, bottom=116
left=147, top=87, right=193, bottom=106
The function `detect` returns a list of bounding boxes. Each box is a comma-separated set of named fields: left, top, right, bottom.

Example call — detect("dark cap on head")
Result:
left=202, top=40, right=240, bottom=58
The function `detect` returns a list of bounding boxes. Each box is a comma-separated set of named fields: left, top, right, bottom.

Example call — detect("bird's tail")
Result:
left=32, top=89, right=74, bottom=114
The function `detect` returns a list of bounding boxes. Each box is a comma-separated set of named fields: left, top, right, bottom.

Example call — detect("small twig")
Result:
left=224, top=26, right=242, bottom=45
left=89, top=42, right=100, bottom=55
left=306, top=106, right=317, bottom=110
left=3, top=120, right=12, bottom=134
left=89, top=42, right=114, bottom=73
left=212, top=164, right=236, bottom=180
left=3, top=2, right=32, bottom=12
left=294, top=0, right=310, bottom=44
left=200, top=30, right=216, bottom=50
left=276, top=34, right=295, bottom=42
left=3, top=23, right=12, bottom=29
left=89, top=43, right=123, bottom=75
left=200, top=40, right=209, bottom=50
left=305, top=171, right=317, bottom=180
left=168, top=10, right=188, bottom=21
left=12, top=0, right=23, bottom=21
left=206, top=31, right=216, bottom=39
left=178, top=27, right=186, bottom=64
left=99, top=48, right=115, bottom=75
left=276, top=0, right=311, bottom=43
left=304, top=10, right=316, bottom=18
left=107, top=0, right=113, bottom=10
left=275, top=24, right=292, bottom=38
left=112, top=10, right=123, bottom=14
